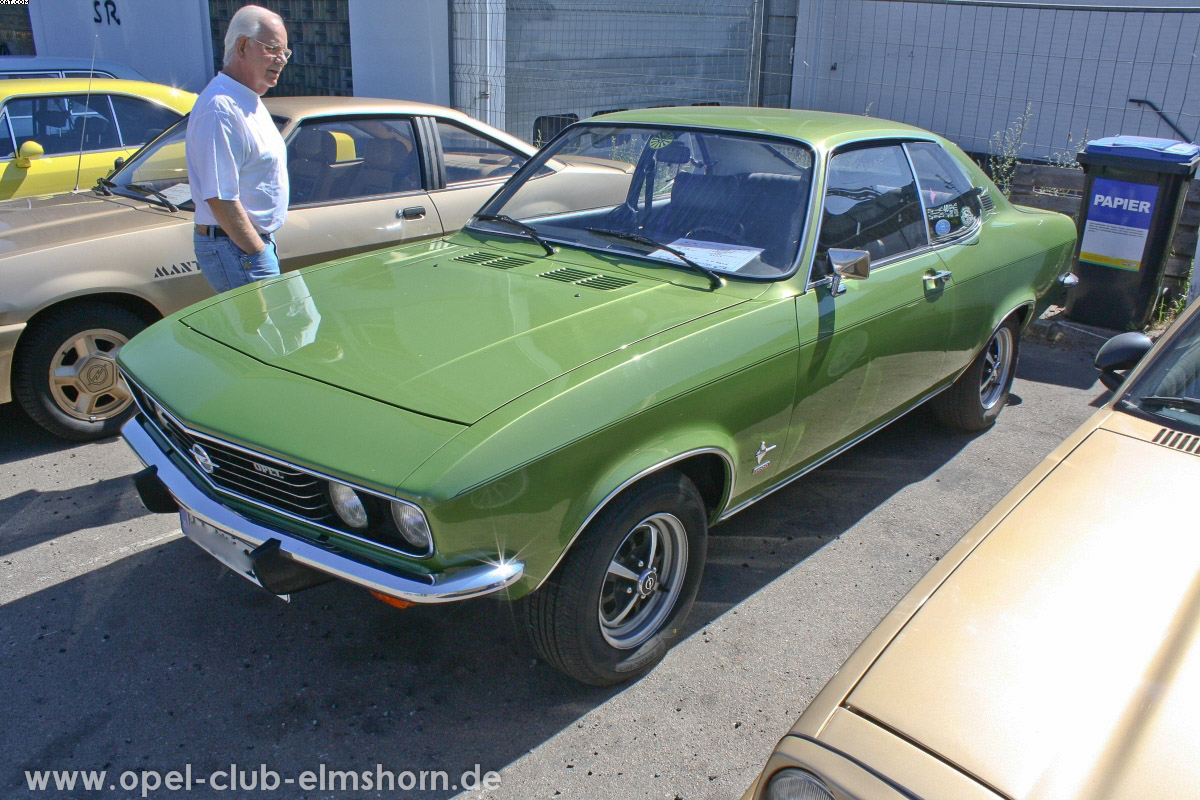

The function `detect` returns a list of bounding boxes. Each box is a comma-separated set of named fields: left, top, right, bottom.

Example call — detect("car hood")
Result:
left=842, top=419, right=1200, bottom=798
left=180, top=241, right=745, bottom=425
left=0, top=190, right=180, bottom=256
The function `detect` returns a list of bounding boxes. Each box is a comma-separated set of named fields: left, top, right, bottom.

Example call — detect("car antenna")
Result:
left=73, top=34, right=100, bottom=192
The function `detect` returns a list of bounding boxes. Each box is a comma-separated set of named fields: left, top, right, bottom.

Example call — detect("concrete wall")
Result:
left=349, top=0, right=450, bottom=106
left=29, top=0, right=212, bottom=92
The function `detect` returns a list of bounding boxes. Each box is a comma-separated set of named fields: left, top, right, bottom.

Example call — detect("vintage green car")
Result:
left=119, top=108, right=1076, bottom=685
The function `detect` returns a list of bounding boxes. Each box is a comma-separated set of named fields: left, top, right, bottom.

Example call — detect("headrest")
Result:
left=291, top=127, right=337, bottom=162
left=362, top=138, right=408, bottom=169
left=34, top=107, right=70, bottom=130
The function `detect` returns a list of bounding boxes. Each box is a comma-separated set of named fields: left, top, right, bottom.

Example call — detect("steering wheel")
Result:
left=685, top=226, right=753, bottom=247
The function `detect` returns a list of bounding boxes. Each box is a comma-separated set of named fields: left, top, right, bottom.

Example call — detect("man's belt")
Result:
left=194, top=224, right=229, bottom=237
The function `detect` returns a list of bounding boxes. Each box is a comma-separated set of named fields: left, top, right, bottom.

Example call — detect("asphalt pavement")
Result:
left=0, top=332, right=1106, bottom=800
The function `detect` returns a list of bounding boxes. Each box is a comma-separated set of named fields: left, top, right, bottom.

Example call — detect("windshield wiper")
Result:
left=122, top=183, right=179, bottom=213
left=473, top=213, right=554, bottom=255
left=1138, top=395, right=1200, bottom=414
left=585, top=227, right=722, bottom=290
left=94, top=176, right=114, bottom=196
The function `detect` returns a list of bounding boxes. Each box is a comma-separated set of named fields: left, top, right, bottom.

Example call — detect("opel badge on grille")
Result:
left=189, top=444, right=216, bottom=474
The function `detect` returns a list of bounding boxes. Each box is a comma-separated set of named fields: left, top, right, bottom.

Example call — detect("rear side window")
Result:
left=109, top=95, right=181, bottom=147
left=906, top=141, right=982, bottom=242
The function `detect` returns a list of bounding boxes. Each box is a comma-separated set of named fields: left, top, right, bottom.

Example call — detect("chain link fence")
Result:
left=450, top=0, right=797, bottom=144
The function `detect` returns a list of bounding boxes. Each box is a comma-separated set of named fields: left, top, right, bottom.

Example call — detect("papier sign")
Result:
left=1079, top=178, right=1158, bottom=271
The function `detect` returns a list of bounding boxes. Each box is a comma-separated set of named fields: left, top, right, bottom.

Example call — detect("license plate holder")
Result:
left=179, top=509, right=287, bottom=599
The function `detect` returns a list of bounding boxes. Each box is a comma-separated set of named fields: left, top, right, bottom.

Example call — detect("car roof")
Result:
left=0, top=78, right=195, bottom=104
left=589, top=106, right=938, bottom=150
left=262, top=96, right=537, bottom=153
left=0, top=56, right=147, bottom=79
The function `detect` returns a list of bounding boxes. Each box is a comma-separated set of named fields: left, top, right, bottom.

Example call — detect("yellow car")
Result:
left=0, top=78, right=195, bottom=199
left=743, top=300, right=1200, bottom=798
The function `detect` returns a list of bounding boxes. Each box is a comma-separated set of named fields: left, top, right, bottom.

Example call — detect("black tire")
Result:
left=933, top=317, right=1019, bottom=432
left=523, top=470, right=707, bottom=686
left=13, top=302, right=147, bottom=441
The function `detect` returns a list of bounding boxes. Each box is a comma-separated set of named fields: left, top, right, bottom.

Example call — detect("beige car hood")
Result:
left=0, top=191, right=181, bottom=257
left=845, top=418, right=1200, bottom=798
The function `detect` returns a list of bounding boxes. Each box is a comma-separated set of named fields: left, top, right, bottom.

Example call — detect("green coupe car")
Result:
left=118, top=108, right=1077, bottom=685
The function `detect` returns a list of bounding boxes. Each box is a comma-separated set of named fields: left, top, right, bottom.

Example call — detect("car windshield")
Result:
left=472, top=124, right=815, bottom=280
left=107, top=115, right=193, bottom=209
left=1122, top=307, right=1200, bottom=429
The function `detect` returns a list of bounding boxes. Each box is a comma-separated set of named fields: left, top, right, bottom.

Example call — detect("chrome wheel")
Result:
left=47, top=327, right=133, bottom=421
left=599, top=511, right=688, bottom=649
left=979, top=324, right=1015, bottom=410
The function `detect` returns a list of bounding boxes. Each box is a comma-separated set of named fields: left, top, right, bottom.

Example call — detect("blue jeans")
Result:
left=193, top=231, right=279, bottom=293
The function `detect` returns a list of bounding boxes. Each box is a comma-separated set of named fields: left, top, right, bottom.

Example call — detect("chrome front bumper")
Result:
left=121, top=414, right=523, bottom=603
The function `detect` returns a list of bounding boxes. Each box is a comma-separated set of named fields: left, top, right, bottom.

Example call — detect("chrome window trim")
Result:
left=124, top=373, right=435, bottom=559
left=805, top=134, right=944, bottom=289
left=531, top=447, right=735, bottom=593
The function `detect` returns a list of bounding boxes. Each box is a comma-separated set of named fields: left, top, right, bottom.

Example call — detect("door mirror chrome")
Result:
left=827, top=248, right=871, bottom=295
left=1095, top=331, right=1153, bottom=391
left=15, top=139, right=44, bottom=169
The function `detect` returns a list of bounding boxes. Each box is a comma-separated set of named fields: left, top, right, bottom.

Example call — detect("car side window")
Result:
left=7, top=94, right=120, bottom=156
left=906, top=141, right=982, bottom=242
left=286, top=116, right=421, bottom=206
left=815, top=144, right=927, bottom=271
left=0, top=110, right=15, bottom=158
left=109, top=95, right=181, bottom=148
left=436, top=120, right=525, bottom=186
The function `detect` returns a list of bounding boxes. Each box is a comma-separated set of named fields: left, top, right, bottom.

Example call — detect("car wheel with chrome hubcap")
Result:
left=524, top=469, right=707, bottom=685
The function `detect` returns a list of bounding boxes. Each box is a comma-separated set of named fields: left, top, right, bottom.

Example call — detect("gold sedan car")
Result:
left=0, top=96, right=628, bottom=440
left=743, top=300, right=1200, bottom=799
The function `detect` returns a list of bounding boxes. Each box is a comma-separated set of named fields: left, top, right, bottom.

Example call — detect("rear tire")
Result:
left=523, top=470, right=707, bottom=685
left=933, top=318, right=1019, bottom=432
left=13, top=302, right=146, bottom=441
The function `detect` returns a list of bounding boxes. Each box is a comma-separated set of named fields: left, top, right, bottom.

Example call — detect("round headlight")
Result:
left=763, top=769, right=834, bottom=800
left=328, top=482, right=369, bottom=529
left=391, top=501, right=432, bottom=553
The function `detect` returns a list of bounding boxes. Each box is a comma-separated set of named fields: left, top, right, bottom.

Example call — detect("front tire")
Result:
left=13, top=302, right=146, bottom=441
left=524, top=470, right=707, bottom=685
left=933, top=317, right=1019, bottom=432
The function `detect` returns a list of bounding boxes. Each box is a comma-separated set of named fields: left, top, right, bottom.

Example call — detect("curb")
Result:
left=1023, top=309, right=1117, bottom=352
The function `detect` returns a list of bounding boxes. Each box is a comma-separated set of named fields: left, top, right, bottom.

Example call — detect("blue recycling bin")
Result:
left=1065, top=136, right=1200, bottom=329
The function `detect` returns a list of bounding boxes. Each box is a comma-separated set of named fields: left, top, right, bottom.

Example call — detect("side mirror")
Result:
left=113, top=156, right=125, bottom=170
left=829, top=248, right=871, bottom=280
left=1095, top=331, right=1153, bottom=391
left=14, top=140, right=44, bottom=169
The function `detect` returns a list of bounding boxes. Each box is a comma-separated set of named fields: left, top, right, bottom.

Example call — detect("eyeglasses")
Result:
left=250, top=38, right=292, bottom=61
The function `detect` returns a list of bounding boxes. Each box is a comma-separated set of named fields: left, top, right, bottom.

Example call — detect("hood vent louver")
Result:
left=578, top=275, right=635, bottom=291
left=454, top=252, right=532, bottom=270
left=540, top=267, right=596, bottom=283
left=1153, top=427, right=1200, bottom=455
left=539, top=267, right=637, bottom=291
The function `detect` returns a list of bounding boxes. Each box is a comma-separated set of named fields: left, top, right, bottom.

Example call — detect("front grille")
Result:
left=125, top=379, right=335, bottom=524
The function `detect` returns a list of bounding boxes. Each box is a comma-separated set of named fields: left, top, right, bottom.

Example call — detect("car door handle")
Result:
left=924, top=269, right=952, bottom=290
left=398, top=206, right=426, bottom=220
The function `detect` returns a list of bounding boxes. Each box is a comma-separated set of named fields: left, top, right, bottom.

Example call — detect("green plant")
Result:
left=988, top=102, right=1033, bottom=198
left=1048, top=129, right=1089, bottom=171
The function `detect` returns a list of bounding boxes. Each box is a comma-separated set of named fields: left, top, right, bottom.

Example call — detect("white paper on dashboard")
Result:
left=654, top=238, right=763, bottom=272
left=158, top=183, right=193, bottom=205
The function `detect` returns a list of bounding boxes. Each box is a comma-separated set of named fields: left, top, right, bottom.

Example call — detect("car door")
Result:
left=785, top=142, right=956, bottom=468
left=275, top=115, right=443, bottom=271
left=424, top=118, right=533, bottom=228
left=0, top=93, right=123, bottom=198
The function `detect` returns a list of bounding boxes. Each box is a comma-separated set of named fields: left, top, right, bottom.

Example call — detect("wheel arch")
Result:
left=17, top=291, right=164, bottom=353
left=529, top=445, right=734, bottom=594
